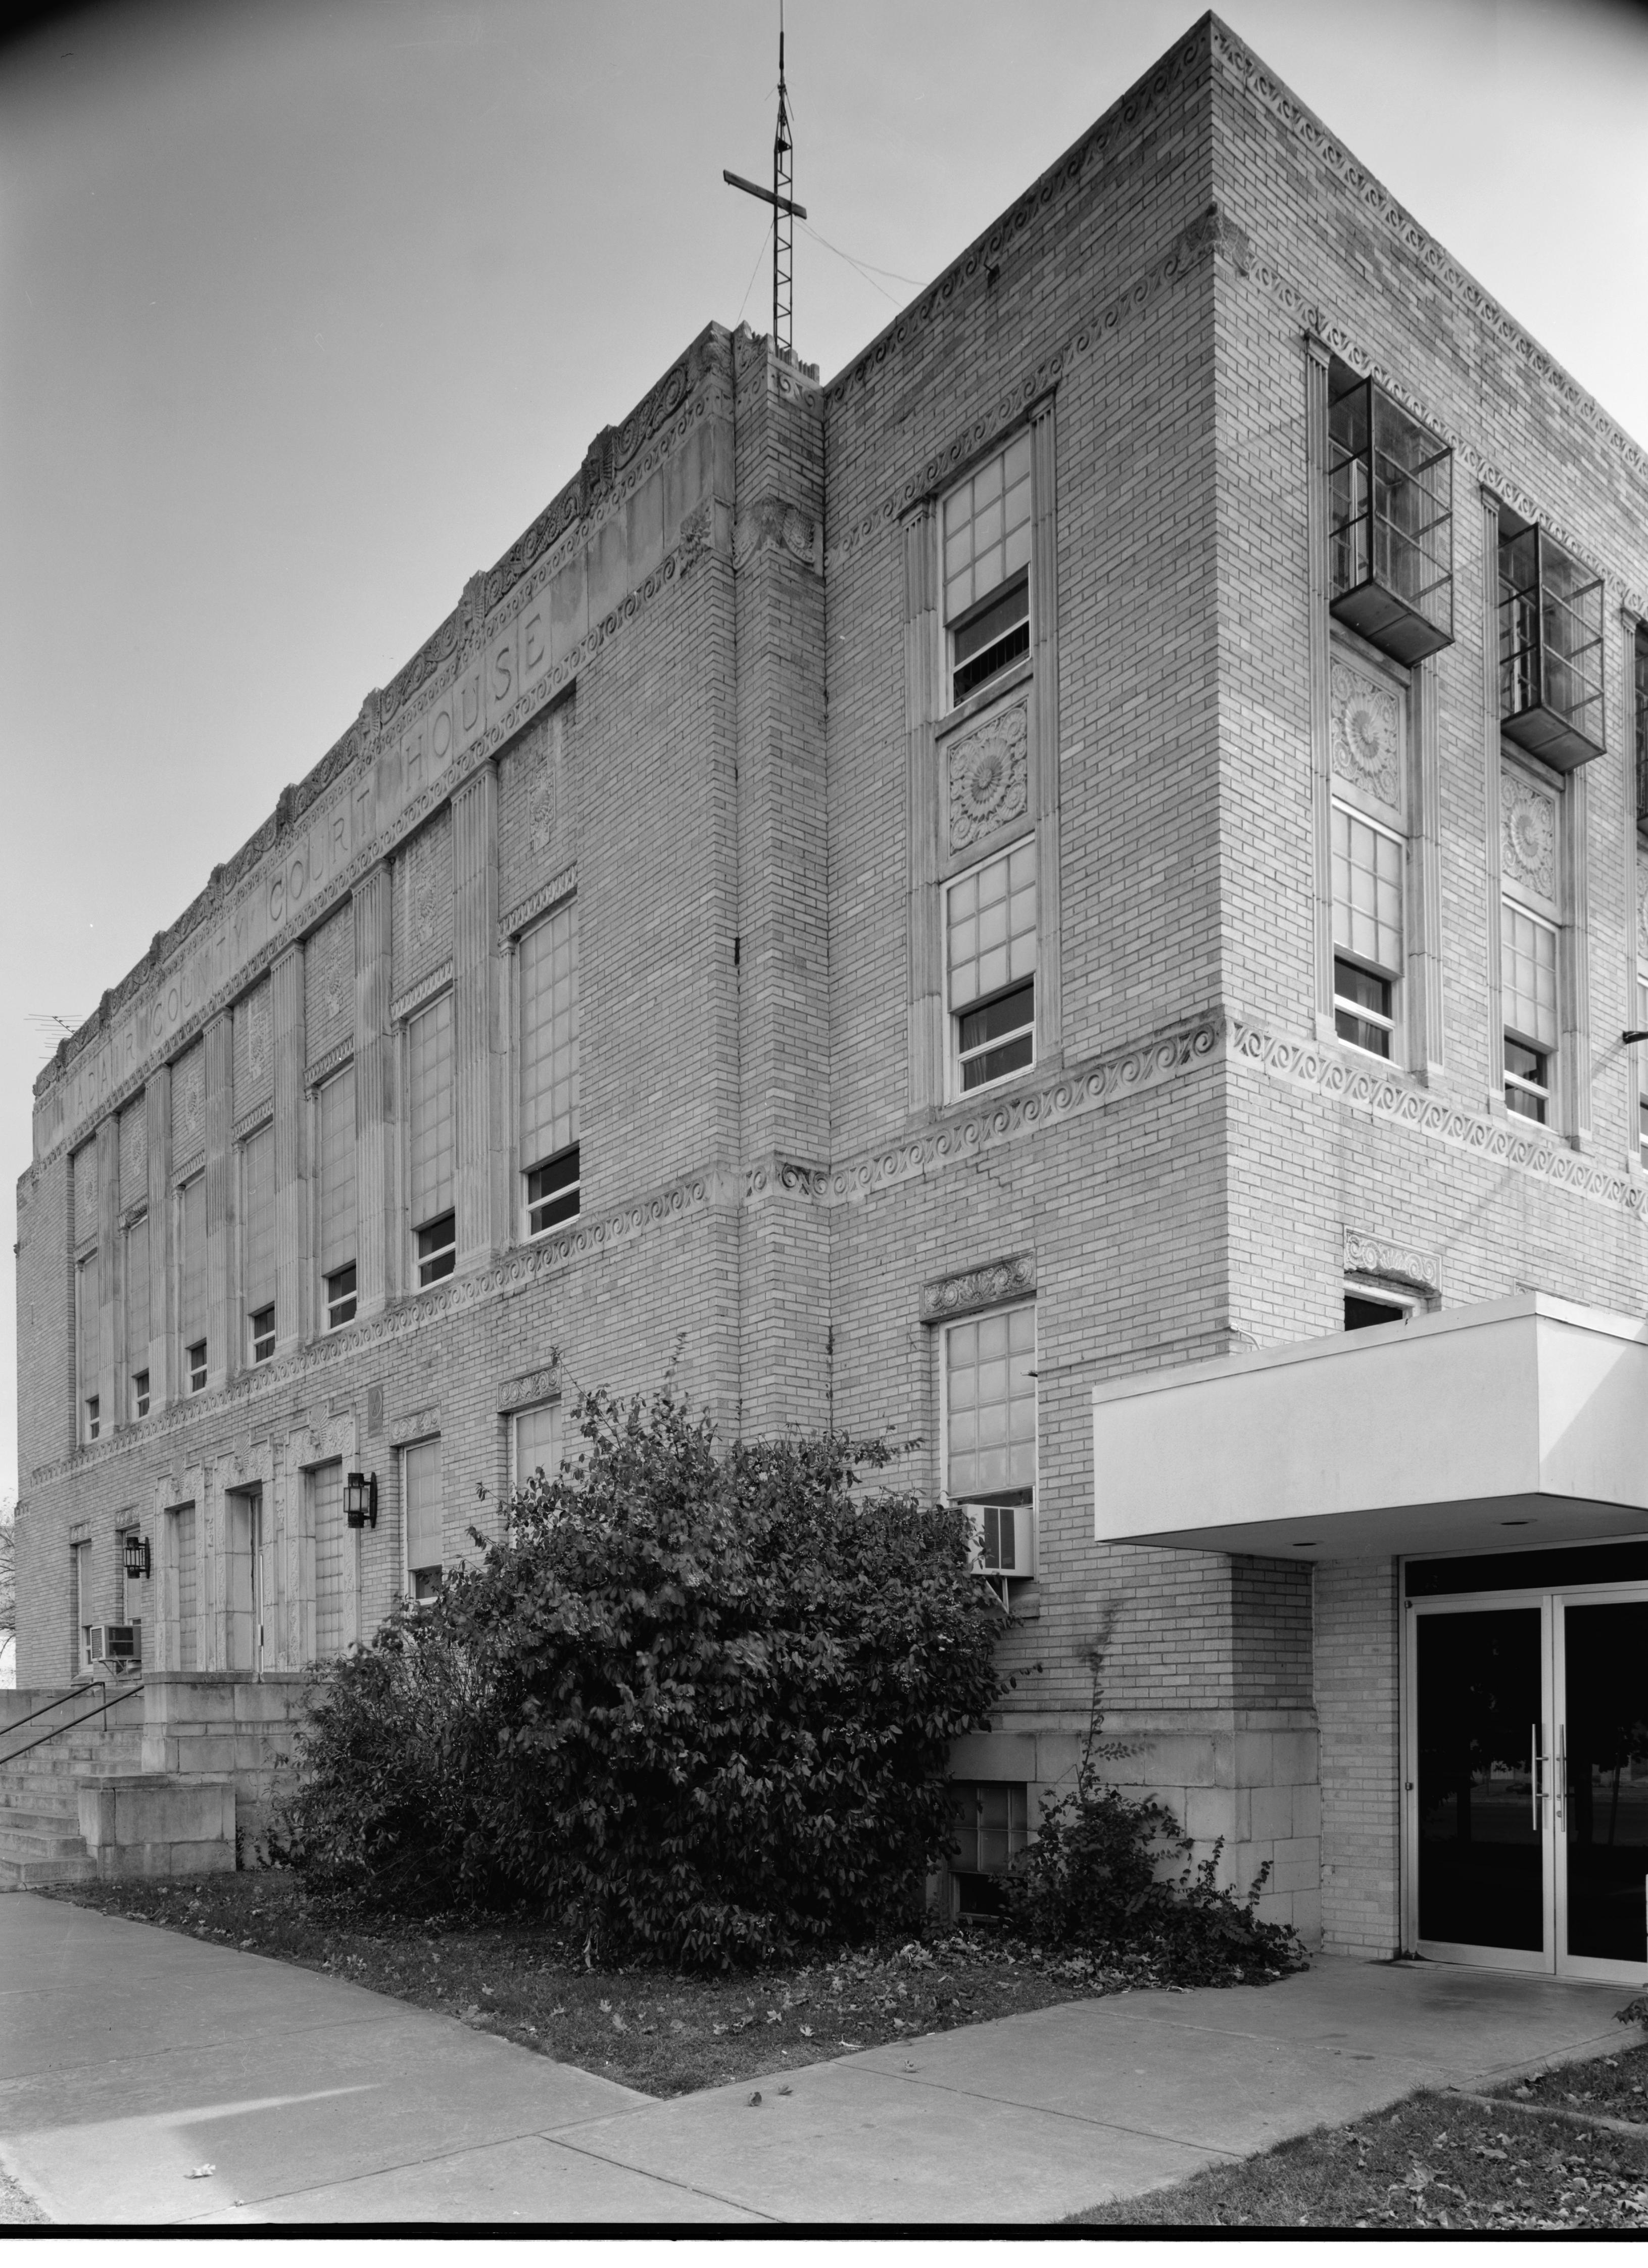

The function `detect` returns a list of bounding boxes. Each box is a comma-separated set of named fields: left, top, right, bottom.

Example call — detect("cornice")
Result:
left=1209, top=17, right=1646, bottom=487
left=827, top=204, right=1245, bottom=575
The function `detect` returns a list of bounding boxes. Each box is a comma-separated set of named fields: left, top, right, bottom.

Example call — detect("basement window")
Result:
left=948, top=1779, right=1028, bottom=1917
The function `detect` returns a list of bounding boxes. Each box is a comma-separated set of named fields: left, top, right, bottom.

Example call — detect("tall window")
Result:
left=408, top=994, right=455, bottom=1286
left=125, top=1215, right=150, bottom=1420
left=179, top=1172, right=207, bottom=1392
left=942, top=1304, right=1037, bottom=1588
left=1637, top=968, right=1648, bottom=1166
left=943, top=432, right=1032, bottom=706
left=1498, top=515, right=1606, bottom=771
left=1331, top=806, right=1402, bottom=1057
left=318, top=1066, right=357, bottom=1328
left=946, top=840, right=1036, bottom=1094
left=403, top=1437, right=443, bottom=1605
left=511, top=1401, right=562, bottom=1492
left=520, top=903, right=580, bottom=1237
left=241, top=1124, right=275, bottom=1364
left=76, top=1252, right=100, bottom=1444
left=1326, top=369, right=1453, bottom=665
left=71, top=1538, right=90, bottom=1671
left=1502, top=901, right=1557, bottom=1122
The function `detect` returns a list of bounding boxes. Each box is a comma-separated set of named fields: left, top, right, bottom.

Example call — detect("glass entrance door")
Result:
left=1409, top=1586, right=1648, bottom=1981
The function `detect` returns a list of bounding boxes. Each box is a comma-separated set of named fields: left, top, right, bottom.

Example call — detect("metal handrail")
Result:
left=0, top=1685, right=97, bottom=1741
left=0, top=1682, right=145, bottom=1771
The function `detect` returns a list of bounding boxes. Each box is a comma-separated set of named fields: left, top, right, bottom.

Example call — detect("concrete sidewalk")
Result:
left=0, top=1891, right=1630, bottom=2225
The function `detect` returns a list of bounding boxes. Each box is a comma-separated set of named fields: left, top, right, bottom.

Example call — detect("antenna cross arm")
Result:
left=722, top=169, right=807, bottom=219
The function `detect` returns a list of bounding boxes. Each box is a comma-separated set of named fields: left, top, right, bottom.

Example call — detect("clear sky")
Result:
left=3, top=0, right=1646, bottom=1499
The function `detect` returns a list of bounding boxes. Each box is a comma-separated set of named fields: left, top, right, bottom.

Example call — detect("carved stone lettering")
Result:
left=947, top=702, right=1030, bottom=853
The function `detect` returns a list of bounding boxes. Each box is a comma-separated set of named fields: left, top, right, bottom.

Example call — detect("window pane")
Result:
left=944, top=436, right=1033, bottom=626
left=241, top=1125, right=275, bottom=1314
left=318, top=1066, right=356, bottom=1275
left=948, top=841, right=1037, bottom=1013
left=180, top=1174, right=206, bottom=1348
left=408, top=993, right=455, bottom=1225
left=1331, top=805, right=1402, bottom=975
left=125, top=1217, right=150, bottom=1388
left=513, top=1402, right=561, bottom=1487
left=520, top=902, right=580, bottom=1176
left=946, top=1305, right=1036, bottom=1500
left=1501, top=901, right=1557, bottom=1050
left=405, top=1439, right=443, bottom=1572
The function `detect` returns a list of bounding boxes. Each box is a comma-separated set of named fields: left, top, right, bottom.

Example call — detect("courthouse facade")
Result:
left=15, top=16, right=1648, bottom=1971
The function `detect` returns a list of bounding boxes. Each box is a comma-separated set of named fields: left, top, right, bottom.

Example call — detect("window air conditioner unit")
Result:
left=962, top=1497, right=1037, bottom=1587
left=86, top=1624, right=142, bottom=1670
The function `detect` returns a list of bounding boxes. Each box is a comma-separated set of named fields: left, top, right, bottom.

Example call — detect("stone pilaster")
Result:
left=1029, top=394, right=1063, bottom=1062
left=203, top=1011, right=235, bottom=1388
left=271, top=943, right=308, bottom=1351
left=354, top=862, right=396, bottom=1316
left=453, top=762, right=503, bottom=1267
left=1305, top=334, right=1336, bottom=1040
left=143, top=1067, right=172, bottom=1410
left=95, top=1115, right=120, bottom=1429
left=904, top=499, right=943, bottom=1114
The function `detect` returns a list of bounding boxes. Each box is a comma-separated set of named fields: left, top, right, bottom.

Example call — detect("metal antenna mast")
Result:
left=723, top=6, right=806, bottom=352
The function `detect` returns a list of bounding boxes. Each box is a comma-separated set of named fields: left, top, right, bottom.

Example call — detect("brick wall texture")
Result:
left=16, top=16, right=1648, bottom=1951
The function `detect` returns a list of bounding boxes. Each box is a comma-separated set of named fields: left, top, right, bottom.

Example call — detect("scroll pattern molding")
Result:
left=1342, top=1228, right=1441, bottom=1296
left=920, top=1253, right=1037, bottom=1321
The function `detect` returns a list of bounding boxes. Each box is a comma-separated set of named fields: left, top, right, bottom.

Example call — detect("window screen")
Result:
left=1502, top=901, right=1558, bottom=1049
left=944, top=1305, right=1037, bottom=1502
left=241, top=1124, right=275, bottom=1322
left=408, top=995, right=455, bottom=1229
left=520, top=903, right=579, bottom=1176
left=404, top=1438, right=443, bottom=1576
left=318, top=1066, right=357, bottom=1278
left=125, top=1216, right=150, bottom=1390
left=179, top=1174, right=206, bottom=1354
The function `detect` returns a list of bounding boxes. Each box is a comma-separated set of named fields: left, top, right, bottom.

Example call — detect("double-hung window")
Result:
left=408, top=994, right=456, bottom=1286
left=510, top=1401, right=562, bottom=1493
left=1328, top=653, right=1408, bottom=1062
left=179, top=1171, right=207, bottom=1391
left=943, top=432, right=1032, bottom=707
left=947, top=840, right=1036, bottom=1094
left=241, top=1124, right=275, bottom=1365
left=125, top=1215, right=150, bottom=1420
left=941, top=1303, right=1037, bottom=1596
left=317, top=1065, right=357, bottom=1328
left=403, top=1437, right=443, bottom=1605
left=1502, top=900, right=1557, bottom=1122
left=520, top=902, right=580, bottom=1238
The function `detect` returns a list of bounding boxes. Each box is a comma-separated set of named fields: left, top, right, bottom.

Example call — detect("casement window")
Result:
left=1327, top=367, right=1453, bottom=666
left=318, top=1066, right=357, bottom=1328
left=946, top=840, right=1036, bottom=1094
left=1331, top=804, right=1402, bottom=1058
left=403, top=1437, right=443, bottom=1605
left=520, top=903, right=580, bottom=1238
left=511, top=1401, right=562, bottom=1493
left=408, top=993, right=456, bottom=1286
left=943, top=431, right=1032, bottom=706
left=77, top=1252, right=100, bottom=1444
left=241, top=1124, right=275, bottom=1365
left=948, top=1780, right=1029, bottom=1917
left=1498, top=513, right=1606, bottom=771
left=124, top=1215, right=149, bottom=1420
left=1501, top=900, right=1558, bottom=1123
left=179, top=1171, right=207, bottom=1391
left=942, top=1303, right=1037, bottom=1597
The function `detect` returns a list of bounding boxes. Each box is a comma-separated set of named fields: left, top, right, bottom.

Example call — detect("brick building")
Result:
left=12, top=15, right=1648, bottom=1975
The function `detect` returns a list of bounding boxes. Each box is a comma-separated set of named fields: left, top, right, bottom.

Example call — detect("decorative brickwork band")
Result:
left=920, top=1253, right=1037, bottom=1321
left=1342, top=1231, right=1440, bottom=1297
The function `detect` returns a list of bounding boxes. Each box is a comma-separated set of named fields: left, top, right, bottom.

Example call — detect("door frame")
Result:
left=1402, top=1577, right=1648, bottom=1982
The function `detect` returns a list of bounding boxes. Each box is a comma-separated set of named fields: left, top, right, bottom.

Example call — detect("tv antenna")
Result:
left=723, top=6, right=805, bottom=352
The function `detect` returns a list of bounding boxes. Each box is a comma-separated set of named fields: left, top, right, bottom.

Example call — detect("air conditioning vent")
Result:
left=962, top=1497, right=1037, bottom=1583
left=86, top=1623, right=142, bottom=1670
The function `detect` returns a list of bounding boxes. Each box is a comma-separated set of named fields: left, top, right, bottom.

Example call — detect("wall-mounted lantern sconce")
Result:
left=1625, top=1031, right=1648, bottom=1046
left=346, top=1472, right=378, bottom=1530
left=122, top=1532, right=151, bottom=1582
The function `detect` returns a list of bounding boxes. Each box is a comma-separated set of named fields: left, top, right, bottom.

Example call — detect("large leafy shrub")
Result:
left=1003, top=1666, right=1307, bottom=1985
left=284, top=1388, right=1006, bottom=1967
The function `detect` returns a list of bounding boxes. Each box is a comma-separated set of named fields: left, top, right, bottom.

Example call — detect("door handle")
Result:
left=1532, top=1724, right=1546, bottom=1831
left=1556, top=1724, right=1567, bottom=1830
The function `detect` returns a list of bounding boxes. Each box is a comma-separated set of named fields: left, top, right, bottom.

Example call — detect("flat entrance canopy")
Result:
left=1091, top=1292, right=1648, bottom=1560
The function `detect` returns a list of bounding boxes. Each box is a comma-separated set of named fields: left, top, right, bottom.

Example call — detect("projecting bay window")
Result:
left=124, top=1214, right=149, bottom=1422
left=76, top=1252, right=100, bottom=1445
left=944, top=431, right=1032, bottom=707
left=241, top=1124, right=275, bottom=1366
left=942, top=1302, right=1037, bottom=1604
left=1327, top=367, right=1453, bottom=665
left=1502, top=901, right=1558, bottom=1123
left=407, top=993, right=455, bottom=1287
left=519, top=902, right=580, bottom=1239
left=1331, top=804, right=1402, bottom=1059
left=403, top=1437, right=443, bottom=1606
left=317, top=1065, right=357, bottom=1329
left=1498, top=513, right=1606, bottom=771
left=947, top=840, right=1036, bottom=1096
left=178, top=1170, right=207, bottom=1393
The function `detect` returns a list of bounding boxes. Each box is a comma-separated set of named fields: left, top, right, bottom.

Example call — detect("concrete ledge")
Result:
left=77, top=1775, right=236, bottom=1875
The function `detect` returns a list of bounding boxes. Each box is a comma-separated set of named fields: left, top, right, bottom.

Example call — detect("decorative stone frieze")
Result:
left=920, top=1253, right=1037, bottom=1321
left=390, top=961, right=454, bottom=1027
left=501, top=866, right=577, bottom=946
left=1342, top=1230, right=1440, bottom=1297
left=389, top=1405, right=441, bottom=1448
left=1501, top=769, right=1559, bottom=911
left=947, top=700, right=1030, bottom=852
left=498, top=1366, right=561, bottom=1413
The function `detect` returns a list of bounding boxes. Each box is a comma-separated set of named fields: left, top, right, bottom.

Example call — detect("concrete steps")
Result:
left=0, top=1686, right=147, bottom=1889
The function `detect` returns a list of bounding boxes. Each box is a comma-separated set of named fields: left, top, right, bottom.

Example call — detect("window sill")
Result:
left=937, top=653, right=1034, bottom=738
